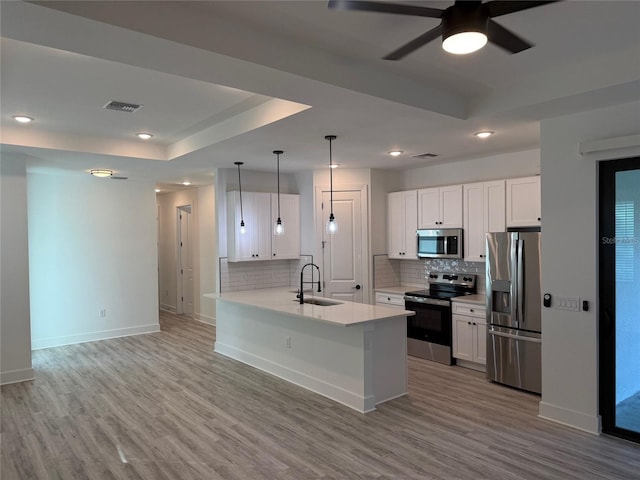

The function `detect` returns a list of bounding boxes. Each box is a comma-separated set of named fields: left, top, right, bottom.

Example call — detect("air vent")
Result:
left=412, top=153, right=439, bottom=159
left=103, top=101, right=142, bottom=113
left=110, top=176, right=129, bottom=180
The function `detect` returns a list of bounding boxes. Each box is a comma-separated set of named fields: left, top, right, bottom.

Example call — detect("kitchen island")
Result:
left=208, top=288, right=414, bottom=413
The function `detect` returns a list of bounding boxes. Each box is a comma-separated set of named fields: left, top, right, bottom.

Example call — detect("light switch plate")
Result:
left=556, top=296, right=580, bottom=312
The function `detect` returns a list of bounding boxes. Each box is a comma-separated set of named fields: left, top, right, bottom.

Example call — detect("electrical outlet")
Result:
left=99, top=309, right=107, bottom=317
left=285, top=336, right=291, bottom=349
left=556, top=296, right=580, bottom=312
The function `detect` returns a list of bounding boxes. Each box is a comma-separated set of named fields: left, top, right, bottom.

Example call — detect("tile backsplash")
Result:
left=373, top=255, right=486, bottom=293
left=220, top=255, right=314, bottom=292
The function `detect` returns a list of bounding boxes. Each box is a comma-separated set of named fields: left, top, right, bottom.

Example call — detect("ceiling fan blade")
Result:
left=383, top=25, right=443, bottom=61
left=328, top=0, right=442, bottom=19
left=485, top=1, right=559, bottom=18
left=487, top=20, right=533, bottom=54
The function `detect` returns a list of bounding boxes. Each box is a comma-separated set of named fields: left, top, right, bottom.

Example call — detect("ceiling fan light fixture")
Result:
left=389, top=150, right=403, bottom=157
left=441, top=3, right=489, bottom=55
left=137, top=132, right=153, bottom=140
left=12, top=115, right=34, bottom=123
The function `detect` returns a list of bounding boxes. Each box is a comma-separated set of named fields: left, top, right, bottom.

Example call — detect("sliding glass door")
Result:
left=599, top=156, right=640, bottom=443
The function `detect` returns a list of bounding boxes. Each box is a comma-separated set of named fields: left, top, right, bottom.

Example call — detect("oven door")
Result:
left=404, top=296, right=452, bottom=346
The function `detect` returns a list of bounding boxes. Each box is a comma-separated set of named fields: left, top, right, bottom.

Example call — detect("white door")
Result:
left=178, top=205, right=194, bottom=315
left=321, top=190, right=363, bottom=303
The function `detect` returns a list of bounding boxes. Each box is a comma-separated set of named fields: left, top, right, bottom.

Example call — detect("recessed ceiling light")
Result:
left=154, top=188, right=161, bottom=193
left=474, top=131, right=494, bottom=139
left=90, top=169, right=113, bottom=178
left=181, top=181, right=191, bottom=186
left=137, top=133, right=153, bottom=140
left=389, top=150, right=403, bottom=157
left=12, top=115, right=34, bottom=123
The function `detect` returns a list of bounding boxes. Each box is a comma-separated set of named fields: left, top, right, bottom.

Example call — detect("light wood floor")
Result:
left=2, top=312, right=639, bottom=480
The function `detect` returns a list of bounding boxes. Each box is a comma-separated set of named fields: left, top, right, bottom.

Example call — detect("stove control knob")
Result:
left=452, top=275, right=458, bottom=280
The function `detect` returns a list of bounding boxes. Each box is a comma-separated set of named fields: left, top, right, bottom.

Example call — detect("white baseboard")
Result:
left=195, top=312, right=215, bottom=326
left=0, top=367, right=35, bottom=385
left=214, top=341, right=374, bottom=413
left=538, top=401, right=601, bottom=434
left=32, top=324, right=161, bottom=350
left=160, top=304, right=176, bottom=313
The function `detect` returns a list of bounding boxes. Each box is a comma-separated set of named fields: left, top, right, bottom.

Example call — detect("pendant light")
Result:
left=234, top=161, right=246, bottom=234
left=273, top=150, right=285, bottom=236
left=325, top=135, right=338, bottom=235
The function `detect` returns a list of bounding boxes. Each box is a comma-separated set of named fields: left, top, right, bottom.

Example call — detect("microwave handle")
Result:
left=443, top=236, right=448, bottom=255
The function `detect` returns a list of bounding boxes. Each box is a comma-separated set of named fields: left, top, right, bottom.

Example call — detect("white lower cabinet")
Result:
left=375, top=292, right=405, bottom=309
left=452, top=302, right=487, bottom=371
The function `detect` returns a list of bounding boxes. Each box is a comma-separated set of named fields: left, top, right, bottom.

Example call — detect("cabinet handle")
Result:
left=468, top=321, right=471, bottom=325
left=273, top=253, right=276, bottom=256
left=470, top=309, right=474, bottom=313
left=537, top=217, right=541, bottom=221
left=472, top=322, right=476, bottom=326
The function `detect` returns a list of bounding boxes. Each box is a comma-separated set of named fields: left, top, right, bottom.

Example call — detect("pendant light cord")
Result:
left=276, top=152, right=281, bottom=218
left=235, top=162, right=244, bottom=222
left=326, top=135, right=335, bottom=216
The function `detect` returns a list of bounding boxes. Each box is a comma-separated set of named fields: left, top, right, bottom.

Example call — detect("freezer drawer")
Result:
left=487, top=326, right=541, bottom=394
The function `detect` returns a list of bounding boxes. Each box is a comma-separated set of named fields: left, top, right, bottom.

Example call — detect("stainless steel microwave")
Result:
left=416, top=228, right=463, bottom=259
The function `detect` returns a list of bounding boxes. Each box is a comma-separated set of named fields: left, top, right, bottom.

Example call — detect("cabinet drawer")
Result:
left=452, top=303, right=486, bottom=317
left=375, top=292, right=405, bottom=307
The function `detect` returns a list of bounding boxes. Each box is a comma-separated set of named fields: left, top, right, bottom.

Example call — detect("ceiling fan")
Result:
left=328, top=0, right=559, bottom=59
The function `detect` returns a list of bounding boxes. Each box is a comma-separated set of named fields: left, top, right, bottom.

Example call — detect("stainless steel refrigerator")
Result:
left=486, top=232, right=542, bottom=394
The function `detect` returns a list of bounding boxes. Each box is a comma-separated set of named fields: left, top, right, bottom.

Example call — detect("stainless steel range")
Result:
left=404, top=273, right=477, bottom=365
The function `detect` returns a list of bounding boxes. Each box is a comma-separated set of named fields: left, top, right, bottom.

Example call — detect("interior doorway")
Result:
left=599, top=155, right=640, bottom=443
left=317, top=187, right=368, bottom=303
left=177, top=205, right=194, bottom=316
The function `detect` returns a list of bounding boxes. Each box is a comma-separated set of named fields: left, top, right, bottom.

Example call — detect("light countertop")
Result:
left=206, top=288, right=415, bottom=327
left=451, top=294, right=486, bottom=306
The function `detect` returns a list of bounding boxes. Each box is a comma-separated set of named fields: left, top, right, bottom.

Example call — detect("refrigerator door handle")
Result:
left=510, top=234, right=519, bottom=324
left=489, top=329, right=542, bottom=343
left=517, top=239, right=525, bottom=326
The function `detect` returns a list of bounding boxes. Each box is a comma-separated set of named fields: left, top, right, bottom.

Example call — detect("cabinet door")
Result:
left=440, top=184, right=463, bottom=228
left=403, top=190, right=418, bottom=257
left=485, top=180, right=506, bottom=234
left=387, top=192, right=405, bottom=259
left=506, top=176, right=541, bottom=227
left=253, top=192, right=272, bottom=260
left=474, top=320, right=487, bottom=364
left=271, top=194, right=300, bottom=259
left=452, top=314, right=474, bottom=361
left=227, top=191, right=253, bottom=262
left=417, top=187, right=440, bottom=228
left=463, top=183, right=485, bottom=261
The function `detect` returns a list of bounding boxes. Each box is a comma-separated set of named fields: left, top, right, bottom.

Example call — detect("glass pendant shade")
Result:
left=326, top=213, right=338, bottom=234
left=240, top=220, right=246, bottom=235
left=274, top=218, right=284, bottom=235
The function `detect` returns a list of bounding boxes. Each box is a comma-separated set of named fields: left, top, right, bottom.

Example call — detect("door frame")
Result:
left=314, top=184, right=369, bottom=304
left=598, top=155, right=640, bottom=443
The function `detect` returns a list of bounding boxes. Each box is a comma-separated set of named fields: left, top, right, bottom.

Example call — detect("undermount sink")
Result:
left=295, top=298, right=343, bottom=306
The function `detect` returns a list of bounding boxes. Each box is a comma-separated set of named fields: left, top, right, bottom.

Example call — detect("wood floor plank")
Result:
left=2, top=312, right=639, bottom=479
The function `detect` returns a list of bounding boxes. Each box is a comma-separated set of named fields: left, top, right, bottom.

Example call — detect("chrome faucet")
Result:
left=298, top=263, right=322, bottom=304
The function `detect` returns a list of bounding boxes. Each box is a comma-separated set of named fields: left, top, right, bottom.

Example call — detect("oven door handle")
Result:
left=404, top=296, right=450, bottom=307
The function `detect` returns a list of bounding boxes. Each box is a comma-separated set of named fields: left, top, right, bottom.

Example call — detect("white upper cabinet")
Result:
left=228, top=191, right=300, bottom=262
left=387, top=190, right=418, bottom=259
left=506, top=176, right=541, bottom=228
left=271, top=193, right=300, bottom=260
left=418, top=185, right=462, bottom=229
left=463, top=180, right=505, bottom=261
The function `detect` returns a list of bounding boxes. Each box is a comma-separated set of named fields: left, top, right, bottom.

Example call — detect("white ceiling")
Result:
left=1, top=1, right=639, bottom=189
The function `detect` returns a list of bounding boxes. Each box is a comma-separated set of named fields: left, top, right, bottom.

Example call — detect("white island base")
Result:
left=214, top=289, right=410, bottom=413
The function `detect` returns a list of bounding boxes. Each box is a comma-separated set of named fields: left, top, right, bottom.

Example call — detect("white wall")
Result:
left=400, top=149, right=540, bottom=189
left=157, top=184, right=216, bottom=324
left=0, top=157, right=34, bottom=384
left=27, top=172, right=159, bottom=349
left=539, top=101, right=640, bottom=433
